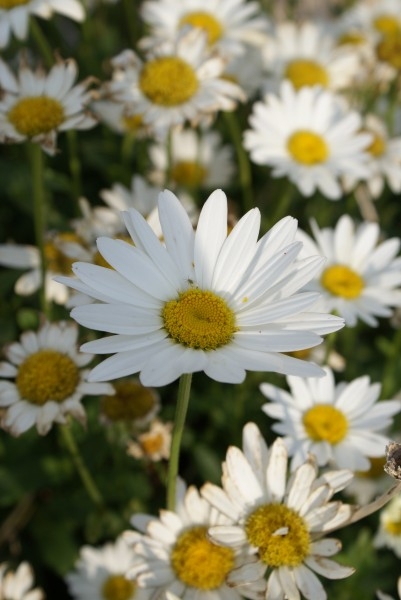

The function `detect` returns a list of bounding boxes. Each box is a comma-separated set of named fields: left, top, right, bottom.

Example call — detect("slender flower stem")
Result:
left=166, top=373, right=193, bottom=511
left=165, top=128, right=173, bottom=188
left=29, top=17, right=54, bottom=68
left=67, top=129, right=83, bottom=210
left=224, top=111, right=253, bottom=212
left=29, top=143, right=48, bottom=315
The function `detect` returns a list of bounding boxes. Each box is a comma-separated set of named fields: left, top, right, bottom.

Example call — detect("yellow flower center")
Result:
left=102, top=381, right=157, bottom=422
left=321, top=264, right=364, bottom=299
left=101, top=574, right=136, bottom=600
left=373, top=14, right=401, bottom=37
left=45, top=232, right=84, bottom=275
left=356, top=455, right=386, bottom=479
left=140, top=431, right=165, bottom=456
left=171, top=160, right=207, bottom=187
left=162, top=288, right=237, bottom=350
left=376, top=34, right=401, bottom=69
left=139, top=57, right=199, bottom=106
left=284, top=59, right=329, bottom=90
left=384, top=506, right=401, bottom=536
left=16, top=350, right=79, bottom=406
left=366, top=132, right=386, bottom=157
left=287, top=348, right=312, bottom=360
left=245, top=504, right=310, bottom=567
left=179, top=11, right=223, bottom=45
left=287, top=130, right=329, bottom=165
left=171, top=526, right=235, bottom=590
left=337, top=31, right=366, bottom=46
left=8, top=96, right=65, bottom=137
left=122, top=113, right=144, bottom=133
left=303, top=404, right=348, bottom=444
left=0, top=0, right=29, bottom=8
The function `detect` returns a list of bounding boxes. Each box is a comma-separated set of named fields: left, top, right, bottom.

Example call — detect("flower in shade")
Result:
left=0, top=562, right=44, bottom=600
left=59, top=188, right=344, bottom=387
left=0, top=321, right=113, bottom=436
left=296, top=214, right=401, bottom=326
left=202, top=423, right=355, bottom=600
left=260, top=366, right=401, bottom=471
left=65, top=536, right=151, bottom=600
left=377, top=576, right=401, bottom=600
left=374, top=495, right=401, bottom=557
left=126, top=419, right=172, bottom=461
left=0, top=56, right=96, bottom=154
left=101, top=378, right=160, bottom=428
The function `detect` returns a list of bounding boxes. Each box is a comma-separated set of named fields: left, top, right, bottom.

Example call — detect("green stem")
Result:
left=60, top=423, right=104, bottom=508
left=29, top=18, right=54, bottom=68
left=123, top=0, right=138, bottom=47
left=67, top=129, right=83, bottom=210
left=29, top=143, right=48, bottom=315
left=269, top=180, right=295, bottom=226
left=166, top=373, right=193, bottom=511
left=382, top=327, right=401, bottom=399
left=165, top=128, right=173, bottom=188
left=224, top=111, right=253, bottom=213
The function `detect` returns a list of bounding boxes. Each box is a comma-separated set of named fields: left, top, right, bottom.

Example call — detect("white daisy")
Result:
left=202, top=423, right=355, bottom=600
left=58, top=188, right=344, bottom=387
left=125, top=479, right=244, bottom=600
left=66, top=535, right=151, bottom=600
left=0, top=562, right=44, bottom=600
left=0, top=56, right=96, bottom=155
left=244, top=81, right=371, bottom=200
left=140, top=0, right=269, bottom=58
left=0, top=321, right=113, bottom=436
left=374, top=494, right=401, bottom=557
left=296, top=214, right=401, bottom=326
left=127, top=419, right=172, bottom=461
left=260, top=366, right=401, bottom=471
left=377, top=577, right=401, bottom=600
left=345, top=455, right=390, bottom=505
left=0, top=0, right=84, bottom=48
left=91, top=99, right=149, bottom=137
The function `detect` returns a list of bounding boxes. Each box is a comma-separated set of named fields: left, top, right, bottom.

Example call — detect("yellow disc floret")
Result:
left=171, top=160, right=207, bottom=187
left=139, top=57, right=199, bottom=106
left=102, top=380, right=157, bottom=422
left=171, top=526, right=235, bottom=590
left=101, top=574, right=136, bottom=600
left=45, top=232, right=84, bottom=275
left=376, top=34, right=401, bottom=69
left=162, top=288, right=237, bottom=350
left=287, top=130, right=329, bottom=165
left=366, top=132, right=386, bottom=157
left=321, top=264, right=364, bottom=299
left=8, top=96, right=65, bottom=137
left=16, top=350, right=79, bottom=406
left=179, top=11, right=223, bottom=45
left=122, top=113, right=144, bottom=133
left=303, top=404, right=348, bottom=444
left=284, top=59, right=329, bottom=90
left=0, top=0, right=29, bottom=7
left=373, top=14, right=401, bottom=37
left=245, top=504, right=310, bottom=567
left=337, top=31, right=366, bottom=46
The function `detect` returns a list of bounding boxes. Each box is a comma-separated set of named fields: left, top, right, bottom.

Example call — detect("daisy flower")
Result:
left=0, top=562, right=44, bottom=600
left=0, top=56, right=96, bottom=155
left=0, top=0, right=84, bottom=48
left=91, top=99, right=149, bottom=137
left=59, top=188, right=344, bottom=387
left=374, top=495, right=401, bottom=557
left=260, top=366, right=401, bottom=471
left=0, top=321, right=113, bottom=436
left=296, top=214, right=401, bottom=326
left=127, top=419, right=172, bottom=461
left=377, top=577, right=401, bottom=600
left=202, top=423, right=355, bottom=600
left=125, top=479, right=244, bottom=599
left=140, top=0, right=269, bottom=58
left=344, top=0, right=401, bottom=41
left=345, top=455, right=390, bottom=505
left=244, top=82, right=371, bottom=200
left=66, top=536, right=151, bottom=600
left=100, top=378, right=160, bottom=428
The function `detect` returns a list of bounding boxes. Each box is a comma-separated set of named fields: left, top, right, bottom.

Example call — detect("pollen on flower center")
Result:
left=376, top=34, right=401, bottom=69
left=303, top=404, right=348, bottom=444
left=366, top=132, right=386, bottom=157
left=16, top=350, right=79, bottom=405
left=287, top=130, right=329, bottom=165
left=139, top=57, right=199, bottom=106
left=0, top=0, right=29, bottom=7
left=321, top=264, right=364, bottom=299
left=284, top=59, right=329, bottom=90
left=101, top=574, right=136, bottom=600
left=171, top=525, right=235, bottom=590
left=162, top=288, right=237, bottom=350
left=101, top=380, right=156, bottom=422
left=171, top=160, right=207, bottom=187
left=179, top=11, right=223, bottom=45
left=8, top=96, right=65, bottom=137
left=373, top=14, right=401, bottom=37
left=245, top=504, right=310, bottom=567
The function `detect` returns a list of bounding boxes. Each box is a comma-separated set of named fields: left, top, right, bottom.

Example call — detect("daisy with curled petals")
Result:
left=0, top=321, right=113, bottom=436
left=124, top=479, right=244, bottom=600
left=0, top=562, right=44, bottom=600
left=260, top=366, right=401, bottom=471
left=243, top=81, right=371, bottom=200
left=59, top=188, right=344, bottom=387
left=296, top=214, right=401, bottom=327
left=0, top=56, right=96, bottom=155
left=66, top=536, right=151, bottom=600
left=202, top=423, right=355, bottom=600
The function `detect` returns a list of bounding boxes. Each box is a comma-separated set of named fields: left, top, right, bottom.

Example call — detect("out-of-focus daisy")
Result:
left=344, top=0, right=401, bottom=40
left=202, top=423, right=354, bottom=600
left=103, top=29, right=245, bottom=135
left=297, top=214, right=401, bottom=326
left=262, top=21, right=360, bottom=93
left=101, top=378, right=160, bottom=428
left=148, top=128, right=234, bottom=190
left=66, top=536, right=150, bottom=600
left=0, top=0, right=84, bottom=48
left=377, top=576, right=401, bottom=600
left=345, top=455, right=389, bottom=505
left=287, top=344, right=346, bottom=372
left=0, top=57, right=96, bottom=155
left=125, top=479, right=244, bottom=599
left=140, top=0, right=269, bottom=58
left=260, top=366, right=401, bottom=471
left=244, top=82, right=371, bottom=199
left=91, top=99, right=149, bottom=137
left=60, top=188, right=344, bottom=386
left=374, top=495, right=401, bottom=557
left=223, top=45, right=265, bottom=99
left=127, top=419, right=172, bottom=461
left=0, top=321, right=112, bottom=436
left=0, top=562, right=44, bottom=600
